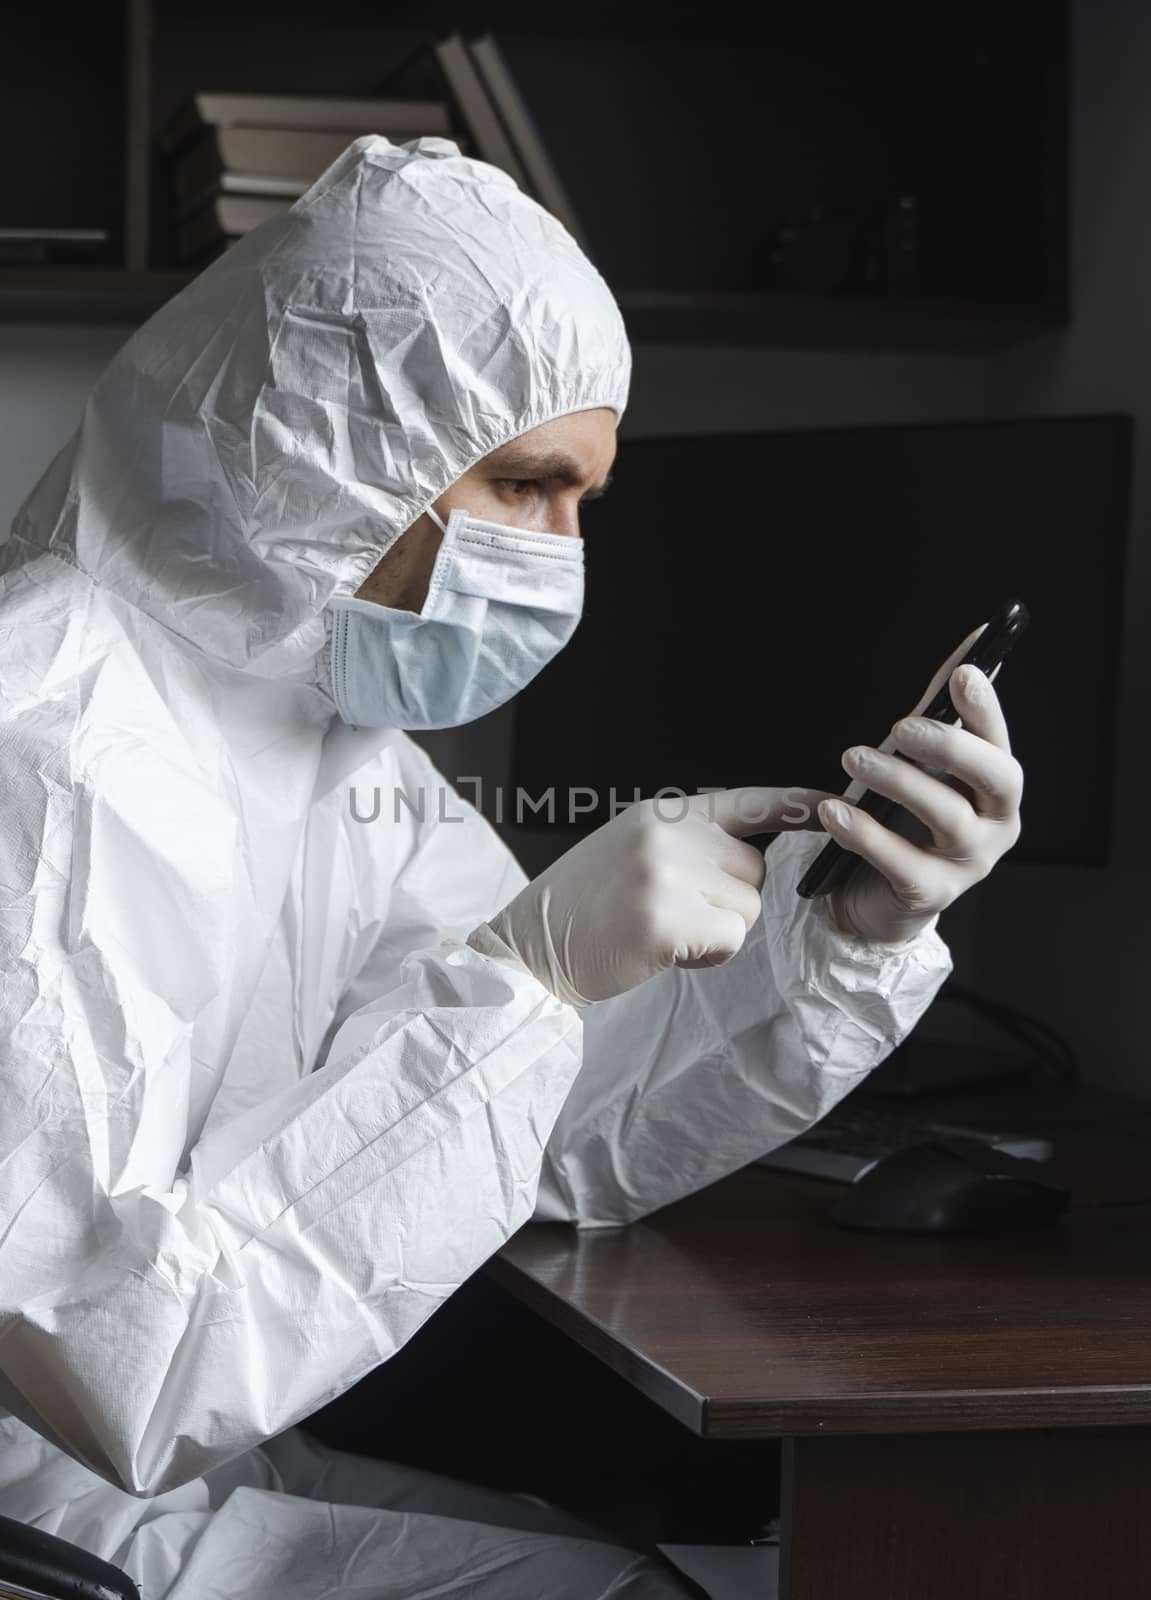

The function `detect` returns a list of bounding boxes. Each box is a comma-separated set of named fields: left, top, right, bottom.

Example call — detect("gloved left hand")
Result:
left=821, top=623, right=1025, bottom=946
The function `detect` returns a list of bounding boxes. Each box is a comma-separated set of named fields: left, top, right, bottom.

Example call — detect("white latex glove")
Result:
left=823, top=621, right=1024, bottom=946
left=468, top=787, right=829, bottom=1006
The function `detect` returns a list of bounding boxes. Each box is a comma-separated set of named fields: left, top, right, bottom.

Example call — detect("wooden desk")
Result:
left=489, top=1163, right=1151, bottom=1599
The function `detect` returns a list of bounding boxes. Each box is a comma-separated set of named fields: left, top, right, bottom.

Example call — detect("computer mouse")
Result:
left=829, top=1136, right=1071, bottom=1233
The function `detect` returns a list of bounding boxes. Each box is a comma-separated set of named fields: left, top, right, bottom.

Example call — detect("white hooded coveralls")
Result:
left=0, top=137, right=952, bottom=1596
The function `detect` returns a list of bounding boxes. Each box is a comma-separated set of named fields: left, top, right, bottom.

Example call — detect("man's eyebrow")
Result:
left=488, top=446, right=615, bottom=496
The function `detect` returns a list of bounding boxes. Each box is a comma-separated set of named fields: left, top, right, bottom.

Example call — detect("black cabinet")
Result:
left=0, top=0, right=1069, bottom=348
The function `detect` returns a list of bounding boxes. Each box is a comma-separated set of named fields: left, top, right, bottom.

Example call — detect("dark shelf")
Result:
left=2, top=0, right=1068, bottom=349
left=616, top=289, right=1068, bottom=352
left=0, top=269, right=195, bottom=326
left=0, top=270, right=1067, bottom=352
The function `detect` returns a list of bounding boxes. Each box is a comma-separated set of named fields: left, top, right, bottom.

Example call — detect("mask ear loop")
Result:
left=414, top=503, right=462, bottom=616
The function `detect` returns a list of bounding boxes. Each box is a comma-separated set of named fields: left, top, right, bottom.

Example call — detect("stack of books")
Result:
left=163, top=31, right=593, bottom=267
left=163, top=92, right=461, bottom=264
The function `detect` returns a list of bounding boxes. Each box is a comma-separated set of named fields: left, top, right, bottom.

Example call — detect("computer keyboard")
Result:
left=755, top=1095, right=1054, bottom=1183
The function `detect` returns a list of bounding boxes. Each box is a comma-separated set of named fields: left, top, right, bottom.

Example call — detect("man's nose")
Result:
left=544, top=502, right=584, bottom=540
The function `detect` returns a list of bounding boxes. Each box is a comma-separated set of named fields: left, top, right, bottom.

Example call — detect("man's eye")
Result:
left=502, top=479, right=539, bottom=496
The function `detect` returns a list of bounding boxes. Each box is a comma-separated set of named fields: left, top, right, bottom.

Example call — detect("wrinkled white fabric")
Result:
left=0, top=133, right=951, bottom=1595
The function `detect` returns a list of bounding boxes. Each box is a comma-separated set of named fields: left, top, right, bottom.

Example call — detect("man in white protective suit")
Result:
left=0, top=137, right=1025, bottom=1598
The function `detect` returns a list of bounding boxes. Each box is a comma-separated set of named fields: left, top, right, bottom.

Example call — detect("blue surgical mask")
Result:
left=326, top=504, right=585, bottom=730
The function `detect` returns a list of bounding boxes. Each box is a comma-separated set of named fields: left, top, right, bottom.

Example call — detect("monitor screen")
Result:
left=510, top=414, right=1133, bottom=867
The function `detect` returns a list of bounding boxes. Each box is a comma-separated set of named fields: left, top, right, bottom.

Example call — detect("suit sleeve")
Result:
left=532, top=828, right=954, bottom=1228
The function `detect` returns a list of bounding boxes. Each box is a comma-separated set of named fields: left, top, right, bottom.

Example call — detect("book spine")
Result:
left=433, top=35, right=532, bottom=195
left=467, top=36, right=591, bottom=254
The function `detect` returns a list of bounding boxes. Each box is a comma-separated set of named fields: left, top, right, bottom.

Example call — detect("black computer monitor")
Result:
left=511, top=413, right=1133, bottom=867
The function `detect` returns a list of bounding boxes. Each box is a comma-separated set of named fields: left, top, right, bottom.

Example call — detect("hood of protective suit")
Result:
left=11, top=134, right=631, bottom=687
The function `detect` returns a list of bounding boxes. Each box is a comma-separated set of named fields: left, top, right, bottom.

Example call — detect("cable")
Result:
left=934, top=978, right=1079, bottom=1087
left=951, top=986, right=1077, bottom=1086
left=938, top=982, right=1068, bottom=1073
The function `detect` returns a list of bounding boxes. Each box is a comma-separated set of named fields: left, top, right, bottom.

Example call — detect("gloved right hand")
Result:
left=467, top=787, right=831, bottom=1007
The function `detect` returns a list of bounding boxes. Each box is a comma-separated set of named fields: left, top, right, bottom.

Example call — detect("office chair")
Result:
left=0, top=1512, right=139, bottom=1599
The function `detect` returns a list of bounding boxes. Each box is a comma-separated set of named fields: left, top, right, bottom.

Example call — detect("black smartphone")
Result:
left=795, top=598, right=1031, bottom=900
